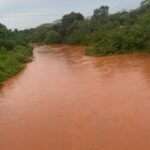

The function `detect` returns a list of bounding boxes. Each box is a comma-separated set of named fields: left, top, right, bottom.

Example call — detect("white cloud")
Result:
left=0, top=0, right=142, bottom=29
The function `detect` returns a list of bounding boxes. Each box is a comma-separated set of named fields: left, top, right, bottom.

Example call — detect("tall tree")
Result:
left=92, top=6, right=109, bottom=20
left=141, top=0, right=150, bottom=6
left=62, top=12, right=84, bottom=27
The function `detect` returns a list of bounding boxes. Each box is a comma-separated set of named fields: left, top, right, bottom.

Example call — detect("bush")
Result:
left=67, top=31, right=81, bottom=45
left=4, top=40, right=16, bottom=50
left=0, top=46, right=33, bottom=83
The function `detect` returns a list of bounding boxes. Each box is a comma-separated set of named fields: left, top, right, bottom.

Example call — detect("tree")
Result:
left=60, top=12, right=84, bottom=39
left=92, top=6, right=109, bottom=20
left=141, top=0, right=150, bottom=6
left=0, top=23, right=8, bottom=39
left=62, top=12, right=84, bottom=27
left=44, top=31, right=62, bottom=44
left=33, top=24, right=53, bottom=42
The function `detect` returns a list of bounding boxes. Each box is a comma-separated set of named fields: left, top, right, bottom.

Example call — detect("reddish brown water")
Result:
left=1, top=45, right=150, bottom=150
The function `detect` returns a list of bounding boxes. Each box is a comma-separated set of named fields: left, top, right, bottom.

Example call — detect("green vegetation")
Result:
left=44, top=31, right=62, bottom=44
left=0, top=24, right=33, bottom=85
left=0, top=0, right=148, bottom=84
left=20, top=0, right=150, bottom=56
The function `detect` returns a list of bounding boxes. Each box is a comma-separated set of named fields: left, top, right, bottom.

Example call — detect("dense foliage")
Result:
left=44, top=31, right=62, bottom=44
left=20, top=0, right=150, bottom=56
left=0, top=46, right=32, bottom=83
left=0, top=24, right=32, bottom=84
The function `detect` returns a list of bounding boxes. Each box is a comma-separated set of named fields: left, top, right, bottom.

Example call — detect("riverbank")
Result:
left=85, top=44, right=150, bottom=57
left=0, top=46, right=33, bottom=86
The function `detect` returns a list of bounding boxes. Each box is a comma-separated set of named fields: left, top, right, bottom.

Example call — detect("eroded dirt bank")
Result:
left=0, top=45, right=150, bottom=150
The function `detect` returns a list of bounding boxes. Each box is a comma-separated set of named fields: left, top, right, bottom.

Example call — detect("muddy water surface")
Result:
left=1, top=45, right=150, bottom=150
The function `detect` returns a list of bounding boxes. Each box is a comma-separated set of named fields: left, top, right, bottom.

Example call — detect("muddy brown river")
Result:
left=1, top=45, right=150, bottom=150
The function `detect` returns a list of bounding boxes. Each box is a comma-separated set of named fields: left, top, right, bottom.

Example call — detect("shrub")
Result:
left=0, top=46, right=33, bottom=83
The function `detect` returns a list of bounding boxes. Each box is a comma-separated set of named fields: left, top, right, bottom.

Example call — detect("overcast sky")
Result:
left=0, top=0, right=142, bottom=30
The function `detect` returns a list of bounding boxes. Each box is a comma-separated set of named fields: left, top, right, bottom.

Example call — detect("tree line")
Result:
left=20, top=0, right=150, bottom=56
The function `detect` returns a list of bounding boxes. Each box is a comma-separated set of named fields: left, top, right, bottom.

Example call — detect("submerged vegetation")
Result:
left=0, top=24, right=33, bottom=84
left=20, top=0, right=150, bottom=56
